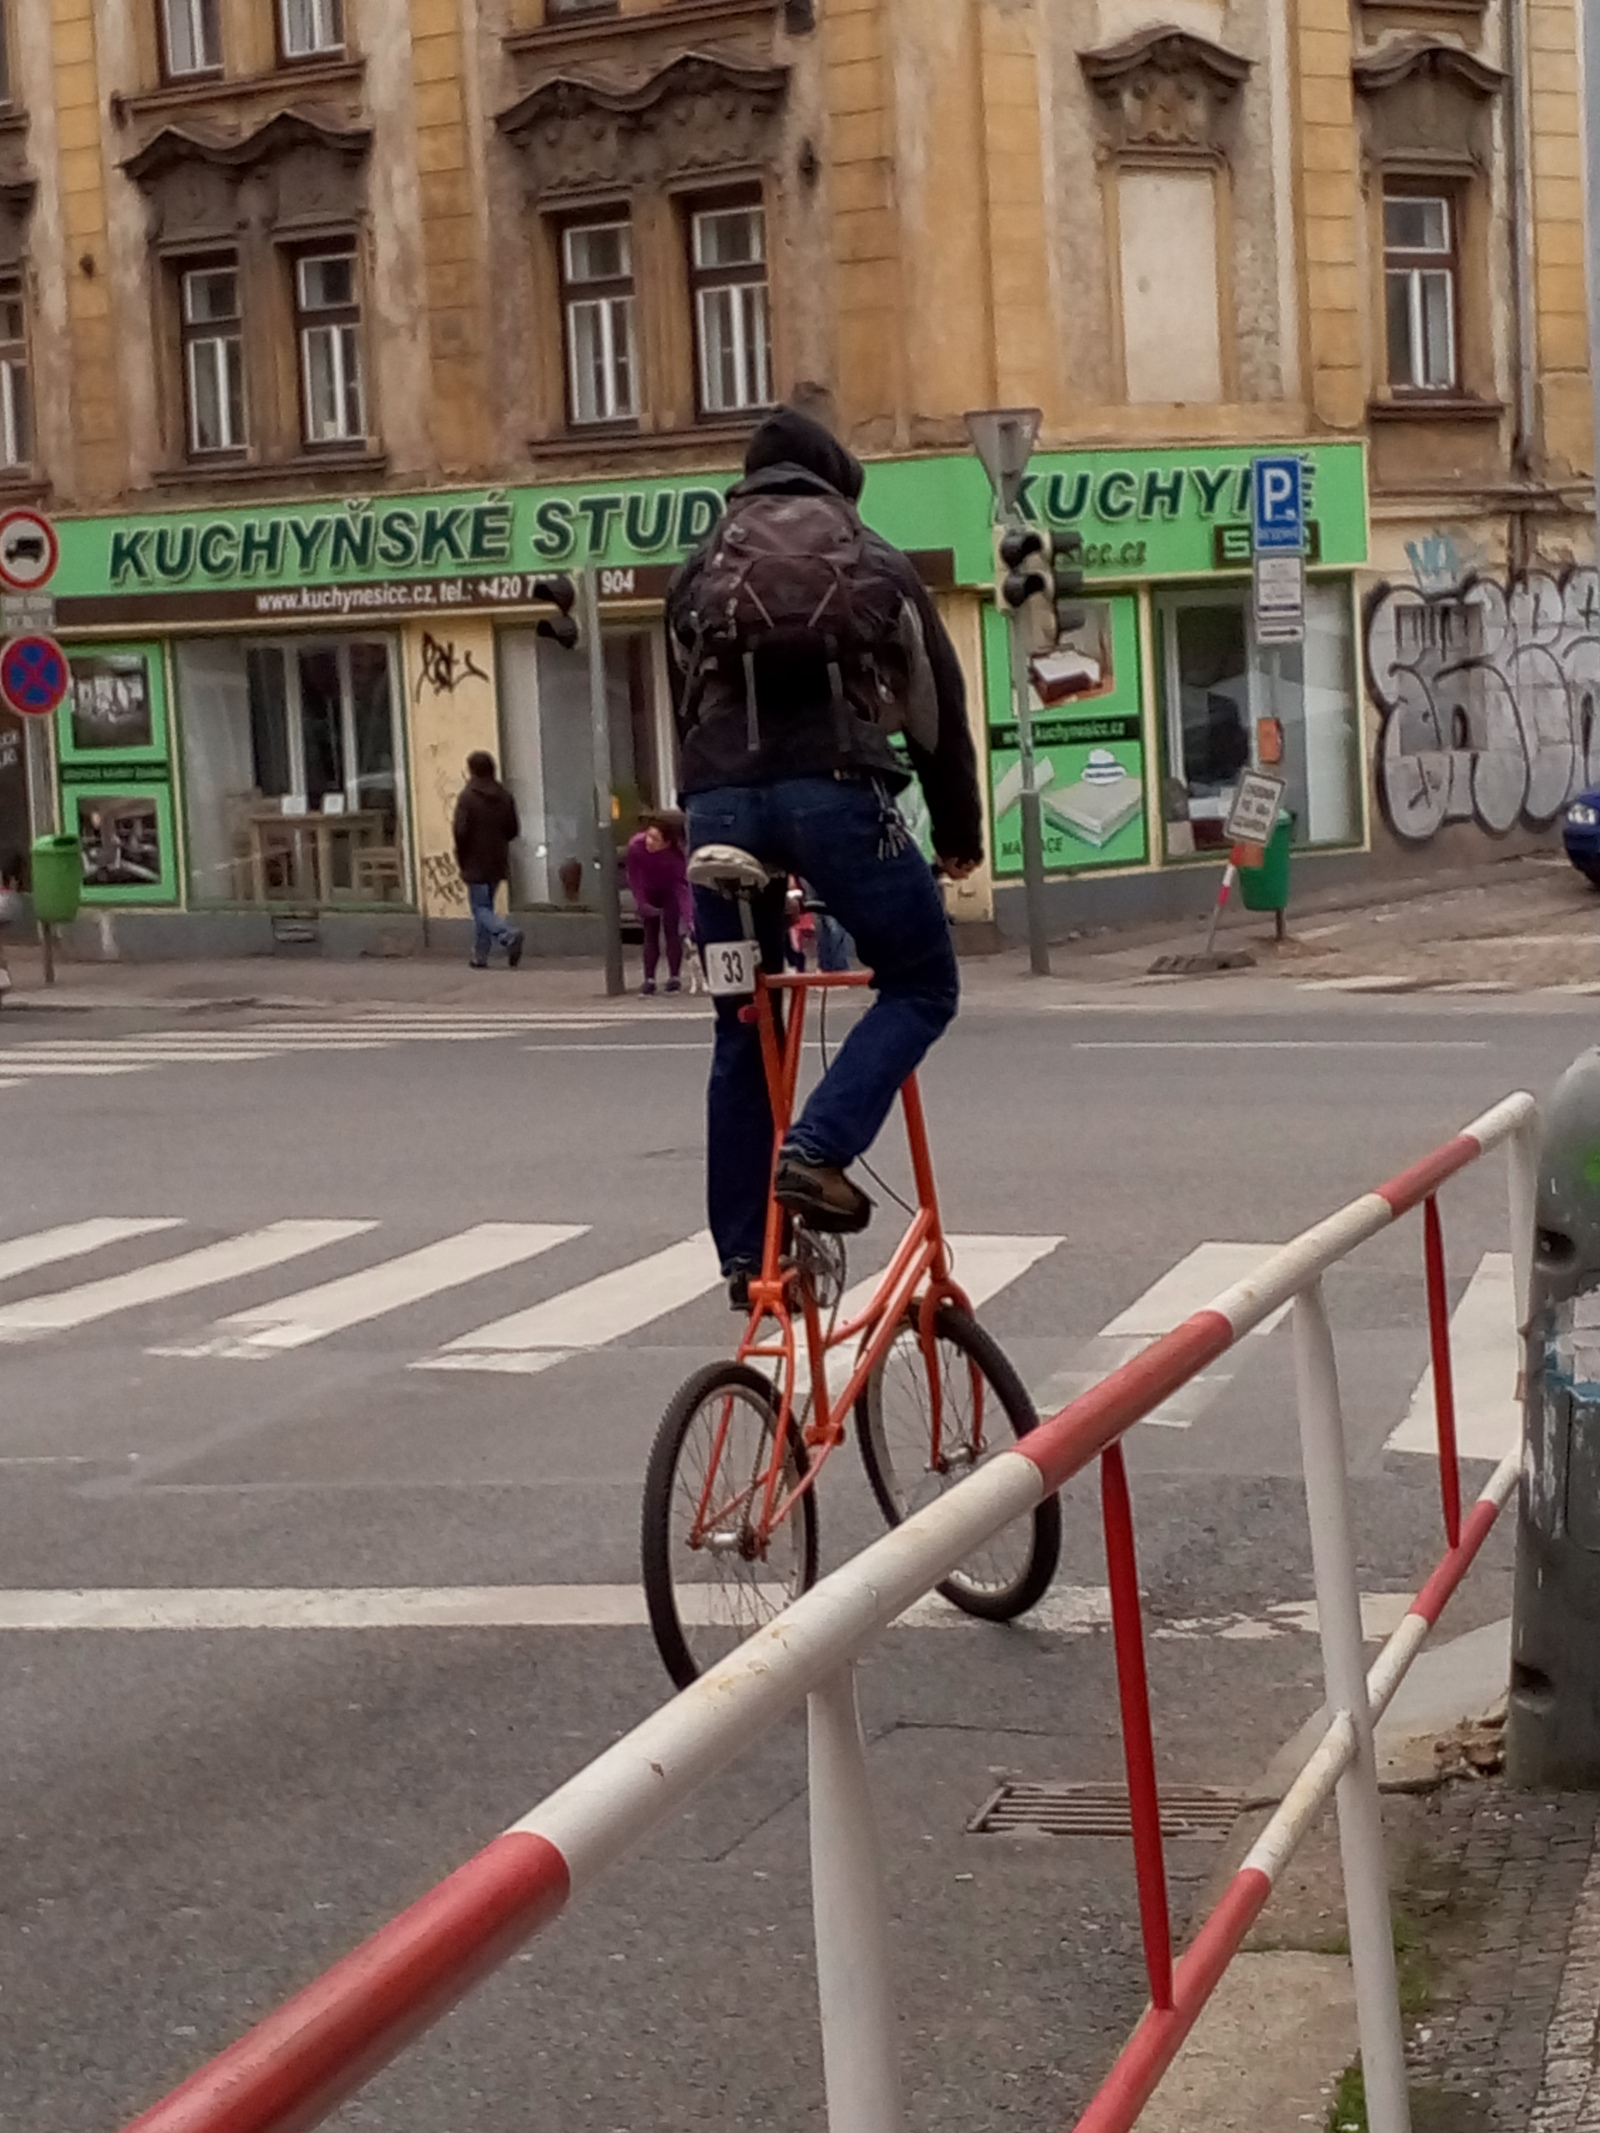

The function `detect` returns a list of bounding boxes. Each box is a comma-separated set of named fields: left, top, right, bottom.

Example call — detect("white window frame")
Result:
left=690, top=201, right=773, bottom=417
left=161, top=0, right=222, bottom=78
left=1383, top=191, right=1459, bottom=395
left=561, top=219, right=638, bottom=427
left=181, top=263, right=246, bottom=457
left=278, top=0, right=343, bottom=60
left=295, top=250, right=366, bottom=447
left=0, top=281, right=27, bottom=469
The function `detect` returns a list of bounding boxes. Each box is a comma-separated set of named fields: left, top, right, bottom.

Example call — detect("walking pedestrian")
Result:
left=626, top=809, right=690, bottom=995
left=452, top=751, right=524, bottom=971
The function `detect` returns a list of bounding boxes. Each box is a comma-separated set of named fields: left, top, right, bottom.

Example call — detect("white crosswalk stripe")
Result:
left=0, top=1217, right=182, bottom=1284
left=0, top=1221, right=374, bottom=1342
left=1386, top=1252, right=1520, bottom=1463
left=417, top=1231, right=719, bottom=1376
left=153, top=1223, right=586, bottom=1359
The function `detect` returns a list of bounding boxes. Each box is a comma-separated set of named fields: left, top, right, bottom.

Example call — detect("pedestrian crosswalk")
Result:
left=0, top=1213, right=1525, bottom=1460
left=0, top=1008, right=714, bottom=1092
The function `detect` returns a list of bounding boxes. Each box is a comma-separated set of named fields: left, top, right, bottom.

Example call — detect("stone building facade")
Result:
left=0, top=0, right=1588, bottom=953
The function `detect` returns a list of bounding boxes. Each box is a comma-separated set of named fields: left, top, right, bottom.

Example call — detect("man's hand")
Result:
left=937, top=856, right=980, bottom=881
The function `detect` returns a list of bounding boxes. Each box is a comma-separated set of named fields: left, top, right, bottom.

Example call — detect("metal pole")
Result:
left=808, top=1666, right=905, bottom=2133
left=580, top=568, right=625, bottom=998
left=1006, top=606, right=1051, bottom=977
left=1292, top=1282, right=1413, bottom=2133
left=1582, top=0, right=1600, bottom=572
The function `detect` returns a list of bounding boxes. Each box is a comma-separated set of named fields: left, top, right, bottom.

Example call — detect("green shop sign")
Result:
left=51, top=442, right=1366, bottom=630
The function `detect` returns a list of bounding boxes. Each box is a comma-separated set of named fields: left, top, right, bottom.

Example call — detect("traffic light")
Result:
left=532, top=573, right=579, bottom=651
left=1052, top=530, right=1087, bottom=639
left=999, top=525, right=1052, bottom=612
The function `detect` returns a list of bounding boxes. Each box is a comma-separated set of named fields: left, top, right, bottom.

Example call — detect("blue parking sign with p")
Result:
left=1251, top=456, right=1306, bottom=554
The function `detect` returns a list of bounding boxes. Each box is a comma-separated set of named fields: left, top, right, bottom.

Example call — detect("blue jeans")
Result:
left=686, top=776, right=959, bottom=1276
left=468, top=880, right=518, bottom=962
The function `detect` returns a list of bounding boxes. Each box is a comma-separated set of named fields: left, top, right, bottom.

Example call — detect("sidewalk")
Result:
left=0, top=850, right=1595, bottom=1013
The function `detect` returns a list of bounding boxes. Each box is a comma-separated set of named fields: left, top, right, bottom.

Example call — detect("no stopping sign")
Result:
left=0, top=634, right=70, bottom=718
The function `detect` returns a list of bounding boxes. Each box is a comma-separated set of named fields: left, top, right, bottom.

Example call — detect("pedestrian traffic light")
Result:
left=532, top=574, right=579, bottom=651
left=998, top=525, right=1052, bottom=611
left=1053, top=530, right=1087, bottom=639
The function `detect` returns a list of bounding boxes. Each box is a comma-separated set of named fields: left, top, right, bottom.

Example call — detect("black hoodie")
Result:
left=666, top=410, right=983, bottom=865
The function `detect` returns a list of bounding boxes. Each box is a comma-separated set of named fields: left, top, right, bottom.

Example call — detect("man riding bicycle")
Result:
left=667, top=404, right=983, bottom=1300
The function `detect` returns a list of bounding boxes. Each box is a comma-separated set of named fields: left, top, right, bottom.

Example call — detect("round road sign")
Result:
left=0, top=634, right=70, bottom=718
left=0, top=507, right=59, bottom=594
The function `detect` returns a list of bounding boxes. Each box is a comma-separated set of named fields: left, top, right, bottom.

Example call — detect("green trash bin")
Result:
left=1239, top=812, right=1293, bottom=914
left=30, top=834, right=83, bottom=926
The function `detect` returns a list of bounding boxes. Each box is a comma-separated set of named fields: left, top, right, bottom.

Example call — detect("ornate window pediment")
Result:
left=1353, top=36, right=1503, bottom=169
left=122, top=109, right=371, bottom=247
left=1079, top=27, right=1251, bottom=158
left=497, top=50, right=788, bottom=199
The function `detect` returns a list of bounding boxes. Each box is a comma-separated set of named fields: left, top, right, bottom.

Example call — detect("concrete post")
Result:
left=1508, top=1049, right=1600, bottom=1788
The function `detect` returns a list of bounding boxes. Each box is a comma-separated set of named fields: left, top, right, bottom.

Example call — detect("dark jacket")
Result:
left=666, top=411, right=984, bottom=865
left=452, top=776, right=519, bottom=887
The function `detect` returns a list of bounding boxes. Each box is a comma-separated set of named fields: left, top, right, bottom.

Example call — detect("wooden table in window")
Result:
left=246, top=809, right=401, bottom=905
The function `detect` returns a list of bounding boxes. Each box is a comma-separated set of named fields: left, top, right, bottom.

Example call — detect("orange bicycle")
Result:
left=641, top=845, right=1061, bottom=1688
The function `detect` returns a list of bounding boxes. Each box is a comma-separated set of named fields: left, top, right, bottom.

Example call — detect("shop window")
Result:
left=690, top=197, right=773, bottom=418
left=561, top=217, right=638, bottom=428
left=180, top=260, right=246, bottom=457
left=1157, top=585, right=1360, bottom=856
left=1383, top=187, right=1458, bottom=394
left=160, top=0, right=222, bottom=79
left=279, top=0, right=343, bottom=60
left=175, top=635, right=407, bottom=906
left=0, top=276, right=29, bottom=471
left=295, top=247, right=366, bottom=447
left=498, top=623, right=674, bottom=908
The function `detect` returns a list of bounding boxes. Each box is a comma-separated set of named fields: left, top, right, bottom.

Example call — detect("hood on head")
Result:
left=743, top=406, right=865, bottom=502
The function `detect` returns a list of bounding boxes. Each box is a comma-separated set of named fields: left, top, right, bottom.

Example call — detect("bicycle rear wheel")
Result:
left=856, top=1304, right=1060, bottom=1621
left=642, top=1362, right=819, bottom=1689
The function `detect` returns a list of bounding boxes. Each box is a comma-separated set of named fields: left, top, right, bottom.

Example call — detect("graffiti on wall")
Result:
left=1366, top=563, right=1600, bottom=842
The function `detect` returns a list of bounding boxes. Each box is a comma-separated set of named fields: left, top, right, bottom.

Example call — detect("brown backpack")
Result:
left=681, top=491, right=939, bottom=753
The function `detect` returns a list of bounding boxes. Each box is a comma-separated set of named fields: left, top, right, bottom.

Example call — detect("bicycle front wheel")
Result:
left=642, top=1362, right=819, bottom=1689
left=856, top=1304, right=1061, bottom=1621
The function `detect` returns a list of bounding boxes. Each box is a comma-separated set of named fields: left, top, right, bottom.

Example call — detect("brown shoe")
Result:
left=774, top=1155, right=872, bottom=1235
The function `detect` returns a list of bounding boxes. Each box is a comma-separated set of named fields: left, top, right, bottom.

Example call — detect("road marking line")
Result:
left=418, top=1231, right=720, bottom=1374
left=520, top=1042, right=712, bottom=1053
left=1386, top=1252, right=1519, bottom=1463
left=0, top=1222, right=375, bottom=1341
left=0, top=1048, right=286, bottom=1064
left=1100, top=1242, right=1289, bottom=1339
left=0, top=1218, right=183, bottom=1285
left=0, top=1060, right=153, bottom=1077
left=0, top=1585, right=1420, bottom=1636
left=1073, top=1040, right=1490, bottom=1052
left=166, top=1223, right=589, bottom=1357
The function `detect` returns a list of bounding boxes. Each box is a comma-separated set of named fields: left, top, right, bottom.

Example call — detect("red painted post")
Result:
left=1100, top=1444, right=1174, bottom=2012
left=1423, top=1195, right=1462, bottom=1548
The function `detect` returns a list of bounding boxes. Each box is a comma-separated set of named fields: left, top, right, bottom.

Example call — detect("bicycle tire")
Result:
left=856, top=1304, right=1061, bottom=1622
left=642, top=1361, right=819, bottom=1690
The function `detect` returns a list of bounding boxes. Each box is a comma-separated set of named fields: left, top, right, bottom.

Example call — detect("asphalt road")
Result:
left=0, top=977, right=1585, bottom=2132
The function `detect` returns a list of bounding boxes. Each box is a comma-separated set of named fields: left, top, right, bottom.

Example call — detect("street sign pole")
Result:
left=580, top=567, right=626, bottom=999
left=965, top=408, right=1050, bottom=978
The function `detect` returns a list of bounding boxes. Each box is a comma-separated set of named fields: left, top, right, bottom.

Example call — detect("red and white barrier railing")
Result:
left=118, top=1090, right=1538, bottom=2133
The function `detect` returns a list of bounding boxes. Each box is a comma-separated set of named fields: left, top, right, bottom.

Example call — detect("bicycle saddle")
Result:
left=687, top=844, right=782, bottom=896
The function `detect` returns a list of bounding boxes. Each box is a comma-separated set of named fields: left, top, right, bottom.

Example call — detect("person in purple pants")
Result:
left=626, top=810, right=690, bottom=995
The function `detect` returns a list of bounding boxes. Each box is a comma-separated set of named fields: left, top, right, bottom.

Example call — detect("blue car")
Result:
left=1564, top=790, right=1600, bottom=884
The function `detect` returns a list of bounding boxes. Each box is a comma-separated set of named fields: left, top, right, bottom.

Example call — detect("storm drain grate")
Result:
left=968, top=1781, right=1244, bottom=1840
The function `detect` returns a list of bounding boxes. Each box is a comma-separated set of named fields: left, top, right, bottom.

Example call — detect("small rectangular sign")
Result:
left=1253, top=553, right=1305, bottom=645
left=703, top=939, right=760, bottom=998
left=1225, top=771, right=1288, bottom=846
left=2, top=593, right=54, bottom=634
left=1250, top=456, right=1307, bottom=555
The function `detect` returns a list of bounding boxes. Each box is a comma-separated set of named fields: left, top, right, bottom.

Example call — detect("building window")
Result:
left=561, top=219, right=638, bottom=427
left=160, top=0, right=222, bottom=78
left=690, top=199, right=772, bottom=417
left=181, top=261, right=246, bottom=456
left=295, top=248, right=365, bottom=447
left=1383, top=189, right=1458, bottom=394
left=0, top=278, right=28, bottom=470
left=0, top=0, right=12, bottom=105
left=278, top=0, right=343, bottom=60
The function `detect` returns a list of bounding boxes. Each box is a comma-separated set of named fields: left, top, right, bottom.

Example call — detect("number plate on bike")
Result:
left=704, top=940, right=759, bottom=997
